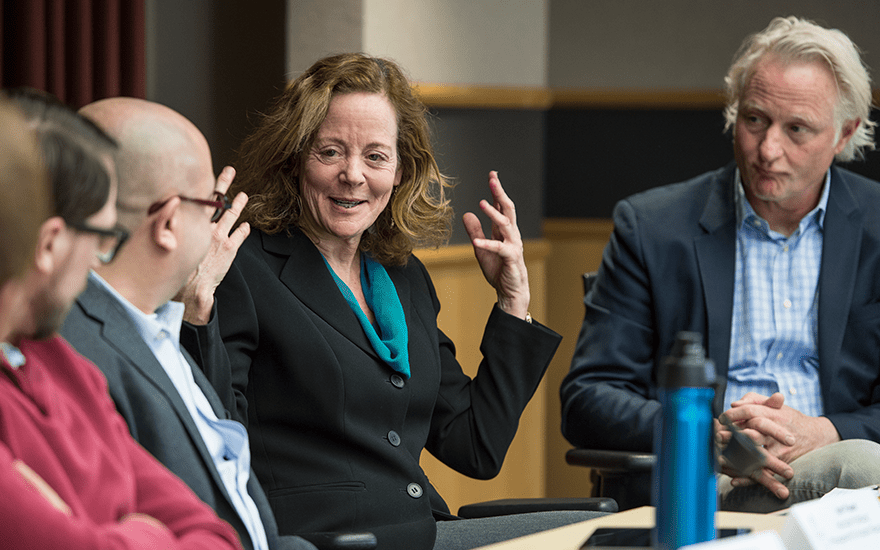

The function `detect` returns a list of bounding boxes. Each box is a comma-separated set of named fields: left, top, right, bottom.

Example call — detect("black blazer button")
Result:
left=390, top=374, right=405, bottom=388
left=407, top=483, right=423, bottom=498
left=387, top=430, right=401, bottom=446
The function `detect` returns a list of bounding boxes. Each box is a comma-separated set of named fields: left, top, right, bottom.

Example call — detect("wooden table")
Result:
left=474, top=506, right=786, bottom=549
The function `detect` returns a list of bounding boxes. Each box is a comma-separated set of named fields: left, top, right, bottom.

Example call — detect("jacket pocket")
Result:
left=268, top=480, right=366, bottom=497
left=268, top=481, right=367, bottom=535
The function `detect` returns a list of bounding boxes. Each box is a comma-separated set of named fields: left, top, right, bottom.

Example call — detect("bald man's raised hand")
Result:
left=175, top=166, right=250, bottom=325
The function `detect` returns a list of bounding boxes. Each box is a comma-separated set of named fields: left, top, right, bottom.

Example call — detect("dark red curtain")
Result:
left=1, top=0, right=145, bottom=108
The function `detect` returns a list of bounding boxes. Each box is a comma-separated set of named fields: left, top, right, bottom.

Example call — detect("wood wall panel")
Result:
left=414, top=239, right=550, bottom=514
left=412, top=221, right=615, bottom=513
left=542, top=219, right=614, bottom=500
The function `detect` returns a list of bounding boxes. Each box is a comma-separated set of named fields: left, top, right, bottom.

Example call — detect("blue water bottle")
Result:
left=653, top=332, right=717, bottom=550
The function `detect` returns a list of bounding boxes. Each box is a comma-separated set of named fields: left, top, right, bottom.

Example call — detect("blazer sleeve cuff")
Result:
left=486, top=303, right=562, bottom=368
left=180, top=303, right=219, bottom=371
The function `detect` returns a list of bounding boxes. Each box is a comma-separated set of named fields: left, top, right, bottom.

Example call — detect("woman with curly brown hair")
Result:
left=189, top=53, right=587, bottom=550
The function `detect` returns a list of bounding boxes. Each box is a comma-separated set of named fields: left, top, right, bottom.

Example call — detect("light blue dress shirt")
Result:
left=90, top=272, right=269, bottom=550
left=725, top=170, right=828, bottom=417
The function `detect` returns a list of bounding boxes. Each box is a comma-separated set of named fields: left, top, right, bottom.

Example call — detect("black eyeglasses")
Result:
left=67, top=222, right=130, bottom=264
left=147, top=191, right=232, bottom=223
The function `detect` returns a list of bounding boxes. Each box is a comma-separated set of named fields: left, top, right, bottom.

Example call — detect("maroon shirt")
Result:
left=0, top=336, right=243, bottom=550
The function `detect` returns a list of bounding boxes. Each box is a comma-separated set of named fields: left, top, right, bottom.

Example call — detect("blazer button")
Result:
left=407, top=483, right=423, bottom=499
left=387, top=430, right=401, bottom=447
left=390, top=374, right=405, bottom=388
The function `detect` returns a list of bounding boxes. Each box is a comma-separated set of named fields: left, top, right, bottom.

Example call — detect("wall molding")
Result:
left=543, top=218, right=615, bottom=239
left=414, top=83, right=725, bottom=110
left=415, top=84, right=880, bottom=110
left=414, top=84, right=555, bottom=110
left=551, top=88, right=725, bottom=109
left=415, top=238, right=551, bottom=266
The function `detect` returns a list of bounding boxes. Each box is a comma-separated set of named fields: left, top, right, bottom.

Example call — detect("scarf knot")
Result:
left=324, top=254, right=410, bottom=378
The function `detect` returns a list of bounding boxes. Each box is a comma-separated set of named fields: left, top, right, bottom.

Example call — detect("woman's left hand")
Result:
left=463, top=171, right=530, bottom=320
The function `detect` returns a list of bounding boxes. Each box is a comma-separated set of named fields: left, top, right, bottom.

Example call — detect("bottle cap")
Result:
left=658, top=331, right=716, bottom=388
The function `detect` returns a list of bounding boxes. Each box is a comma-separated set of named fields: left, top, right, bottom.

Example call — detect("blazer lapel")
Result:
left=185, top=348, right=229, bottom=419
left=694, top=166, right=738, bottom=411
left=262, top=229, right=381, bottom=360
left=817, top=168, right=862, bottom=395
left=385, top=263, right=412, bottom=328
left=77, top=280, right=237, bottom=504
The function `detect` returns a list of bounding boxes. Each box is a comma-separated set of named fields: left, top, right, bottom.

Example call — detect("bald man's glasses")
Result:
left=68, top=222, right=130, bottom=264
left=147, top=191, right=231, bottom=223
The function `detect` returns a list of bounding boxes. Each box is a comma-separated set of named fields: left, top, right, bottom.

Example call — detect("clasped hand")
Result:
left=462, top=171, right=530, bottom=321
left=715, top=391, right=840, bottom=499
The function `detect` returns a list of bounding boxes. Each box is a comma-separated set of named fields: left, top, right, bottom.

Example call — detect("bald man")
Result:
left=59, top=98, right=316, bottom=550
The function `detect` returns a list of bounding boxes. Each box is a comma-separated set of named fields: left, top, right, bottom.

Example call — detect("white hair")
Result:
left=723, top=16, right=875, bottom=162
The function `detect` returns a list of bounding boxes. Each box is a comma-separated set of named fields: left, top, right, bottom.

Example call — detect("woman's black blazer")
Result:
left=208, top=227, right=561, bottom=550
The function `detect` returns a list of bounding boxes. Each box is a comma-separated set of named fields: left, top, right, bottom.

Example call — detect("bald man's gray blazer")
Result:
left=60, top=278, right=314, bottom=550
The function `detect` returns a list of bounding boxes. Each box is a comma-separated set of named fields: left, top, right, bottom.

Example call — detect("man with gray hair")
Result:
left=562, top=16, right=880, bottom=513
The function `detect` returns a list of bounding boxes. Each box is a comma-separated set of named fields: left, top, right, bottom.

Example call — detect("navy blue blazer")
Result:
left=561, top=163, right=880, bottom=452
left=60, top=278, right=313, bottom=550
left=202, top=227, right=561, bottom=550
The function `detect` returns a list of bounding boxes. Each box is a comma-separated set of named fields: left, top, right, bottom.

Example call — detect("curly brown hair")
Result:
left=232, top=53, right=452, bottom=265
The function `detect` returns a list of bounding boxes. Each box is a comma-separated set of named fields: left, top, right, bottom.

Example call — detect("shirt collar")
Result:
left=0, top=342, right=25, bottom=370
left=89, top=271, right=185, bottom=346
left=734, top=168, right=831, bottom=235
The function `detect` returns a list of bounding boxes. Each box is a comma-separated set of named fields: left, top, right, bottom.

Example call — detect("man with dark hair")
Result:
left=7, top=88, right=126, bottom=229
left=0, top=92, right=242, bottom=549
left=562, top=16, right=880, bottom=513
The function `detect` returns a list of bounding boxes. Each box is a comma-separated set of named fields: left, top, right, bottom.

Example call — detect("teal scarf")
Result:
left=323, top=253, right=410, bottom=378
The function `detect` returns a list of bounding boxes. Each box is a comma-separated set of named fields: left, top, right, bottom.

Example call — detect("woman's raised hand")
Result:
left=462, top=171, right=530, bottom=320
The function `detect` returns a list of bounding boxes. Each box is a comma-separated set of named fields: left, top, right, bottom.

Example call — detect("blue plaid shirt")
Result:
left=725, top=170, right=829, bottom=417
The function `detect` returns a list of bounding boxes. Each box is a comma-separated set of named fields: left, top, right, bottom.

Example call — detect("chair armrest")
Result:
left=457, top=497, right=618, bottom=519
left=297, top=532, right=377, bottom=550
left=565, top=449, right=655, bottom=473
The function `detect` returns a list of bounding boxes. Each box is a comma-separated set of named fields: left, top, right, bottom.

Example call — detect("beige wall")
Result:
left=549, top=0, right=880, bottom=89
left=286, top=0, right=363, bottom=77
left=360, top=0, right=880, bottom=91
left=363, top=0, right=549, bottom=87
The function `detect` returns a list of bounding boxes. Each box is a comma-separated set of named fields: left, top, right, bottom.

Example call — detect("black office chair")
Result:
left=457, top=495, right=617, bottom=518
left=300, top=532, right=378, bottom=550
left=300, top=493, right=616, bottom=548
left=564, top=272, right=656, bottom=511
left=564, top=448, right=654, bottom=511
left=299, top=493, right=618, bottom=549
left=303, top=497, right=618, bottom=550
